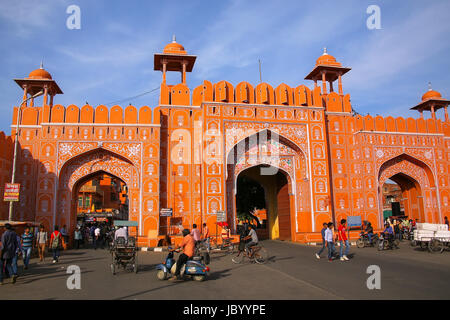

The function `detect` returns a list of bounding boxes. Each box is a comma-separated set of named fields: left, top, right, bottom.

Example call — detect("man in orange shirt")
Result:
left=202, top=223, right=210, bottom=252
left=169, top=229, right=195, bottom=281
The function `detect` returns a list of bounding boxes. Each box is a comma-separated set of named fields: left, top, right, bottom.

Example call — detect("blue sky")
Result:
left=1, top=0, right=449, bottom=134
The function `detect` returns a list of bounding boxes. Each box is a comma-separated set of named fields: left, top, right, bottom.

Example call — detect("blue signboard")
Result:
left=347, top=216, right=362, bottom=227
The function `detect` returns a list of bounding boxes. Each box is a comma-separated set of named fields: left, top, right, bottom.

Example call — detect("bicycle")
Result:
left=231, top=243, right=268, bottom=264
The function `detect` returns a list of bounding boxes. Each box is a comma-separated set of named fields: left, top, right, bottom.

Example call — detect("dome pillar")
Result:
left=43, top=85, right=49, bottom=106
left=321, top=71, right=327, bottom=95
left=22, top=85, right=28, bottom=108
left=338, top=73, right=343, bottom=95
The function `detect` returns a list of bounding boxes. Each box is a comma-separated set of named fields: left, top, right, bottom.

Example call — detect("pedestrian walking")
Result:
left=50, top=226, right=63, bottom=263
left=21, top=227, right=34, bottom=270
left=202, top=223, right=210, bottom=252
left=74, top=227, right=82, bottom=249
left=338, top=219, right=350, bottom=261
left=36, top=225, right=48, bottom=262
left=94, top=225, right=101, bottom=250
left=315, top=223, right=328, bottom=259
left=394, top=220, right=401, bottom=241
left=325, top=222, right=336, bottom=262
left=0, top=223, right=19, bottom=284
left=60, top=225, right=69, bottom=249
left=12, top=231, right=22, bottom=277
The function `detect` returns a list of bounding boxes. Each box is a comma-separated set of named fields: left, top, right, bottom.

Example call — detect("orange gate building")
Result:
left=1, top=38, right=449, bottom=246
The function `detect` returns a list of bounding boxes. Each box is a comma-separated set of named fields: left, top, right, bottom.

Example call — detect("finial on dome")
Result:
left=428, top=82, right=432, bottom=91
left=40, top=60, right=44, bottom=69
left=172, top=34, right=176, bottom=43
left=323, top=47, right=328, bottom=55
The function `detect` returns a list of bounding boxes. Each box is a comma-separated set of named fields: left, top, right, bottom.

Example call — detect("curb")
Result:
left=139, top=247, right=168, bottom=252
left=310, top=242, right=357, bottom=246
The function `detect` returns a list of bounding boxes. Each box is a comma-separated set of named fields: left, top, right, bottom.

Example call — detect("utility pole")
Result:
left=8, top=90, right=44, bottom=221
left=258, top=59, right=262, bottom=83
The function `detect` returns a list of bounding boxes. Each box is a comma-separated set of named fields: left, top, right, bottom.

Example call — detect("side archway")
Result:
left=377, top=154, right=438, bottom=224
left=56, top=148, right=140, bottom=239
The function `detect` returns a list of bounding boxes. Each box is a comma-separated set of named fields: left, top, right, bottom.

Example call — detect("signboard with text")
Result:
left=4, top=183, right=20, bottom=202
left=216, top=210, right=227, bottom=222
left=160, top=208, right=173, bottom=217
left=347, top=216, right=362, bottom=227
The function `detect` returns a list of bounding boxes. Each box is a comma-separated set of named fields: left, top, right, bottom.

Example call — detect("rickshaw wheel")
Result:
left=111, top=263, right=116, bottom=275
left=428, top=239, right=444, bottom=254
left=157, top=270, right=167, bottom=280
left=419, top=241, right=428, bottom=250
left=133, top=263, right=138, bottom=273
left=356, top=239, right=365, bottom=248
left=193, top=275, right=206, bottom=281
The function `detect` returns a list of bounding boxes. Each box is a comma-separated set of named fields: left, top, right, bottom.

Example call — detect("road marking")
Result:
left=259, top=263, right=343, bottom=299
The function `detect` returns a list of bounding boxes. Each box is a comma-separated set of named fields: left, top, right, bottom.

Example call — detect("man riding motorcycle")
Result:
left=169, top=229, right=195, bottom=281
left=364, top=222, right=374, bottom=244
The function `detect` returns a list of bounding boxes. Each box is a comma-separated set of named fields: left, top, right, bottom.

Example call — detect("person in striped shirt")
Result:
left=21, top=227, right=34, bottom=270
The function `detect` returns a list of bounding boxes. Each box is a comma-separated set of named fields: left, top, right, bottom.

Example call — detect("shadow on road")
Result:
left=135, top=263, right=159, bottom=273
left=208, top=268, right=232, bottom=281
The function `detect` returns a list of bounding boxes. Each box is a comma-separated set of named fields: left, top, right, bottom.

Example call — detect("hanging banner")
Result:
left=4, top=183, right=20, bottom=202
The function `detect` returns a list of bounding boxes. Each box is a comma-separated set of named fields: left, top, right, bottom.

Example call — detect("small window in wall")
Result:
left=85, top=197, right=91, bottom=208
left=78, top=196, right=83, bottom=208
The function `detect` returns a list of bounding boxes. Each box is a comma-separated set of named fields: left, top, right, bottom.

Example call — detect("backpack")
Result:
left=51, top=232, right=61, bottom=249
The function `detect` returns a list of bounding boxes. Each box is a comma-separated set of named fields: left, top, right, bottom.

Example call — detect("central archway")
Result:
left=236, top=165, right=292, bottom=240
left=72, top=171, right=129, bottom=226
left=225, top=128, right=311, bottom=240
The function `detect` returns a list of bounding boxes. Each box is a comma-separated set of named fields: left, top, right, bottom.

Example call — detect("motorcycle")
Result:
left=156, top=247, right=210, bottom=282
left=402, top=227, right=413, bottom=241
left=356, top=232, right=379, bottom=248
left=377, top=233, right=399, bottom=251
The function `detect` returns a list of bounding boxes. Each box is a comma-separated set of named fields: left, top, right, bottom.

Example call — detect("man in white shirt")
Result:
left=114, top=226, right=128, bottom=242
left=94, top=226, right=100, bottom=250
left=325, top=222, right=336, bottom=262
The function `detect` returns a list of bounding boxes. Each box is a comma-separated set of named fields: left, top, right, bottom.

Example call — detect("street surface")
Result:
left=1, top=240, right=449, bottom=299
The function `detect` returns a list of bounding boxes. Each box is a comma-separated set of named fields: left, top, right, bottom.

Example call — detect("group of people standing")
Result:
left=73, top=223, right=114, bottom=250
left=315, top=219, right=350, bottom=262
left=0, top=223, right=66, bottom=285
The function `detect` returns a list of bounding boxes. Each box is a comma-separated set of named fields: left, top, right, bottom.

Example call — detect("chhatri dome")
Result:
left=421, top=82, right=442, bottom=101
left=28, top=62, right=52, bottom=80
left=163, top=35, right=187, bottom=55
left=315, top=47, right=342, bottom=67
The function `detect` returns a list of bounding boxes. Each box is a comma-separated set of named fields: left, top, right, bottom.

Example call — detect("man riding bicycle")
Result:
left=242, top=224, right=258, bottom=257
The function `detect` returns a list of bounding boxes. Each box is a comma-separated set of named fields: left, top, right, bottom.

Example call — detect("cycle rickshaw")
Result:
left=110, top=220, right=139, bottom=275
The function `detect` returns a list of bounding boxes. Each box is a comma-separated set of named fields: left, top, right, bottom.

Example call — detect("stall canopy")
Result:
left=114, top=220, right=138, bottom=227
left=0, top=221, right=40, bottom=227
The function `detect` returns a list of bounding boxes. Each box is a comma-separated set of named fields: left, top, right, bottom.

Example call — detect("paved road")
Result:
left=1, top=240, right=449, bottom=299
